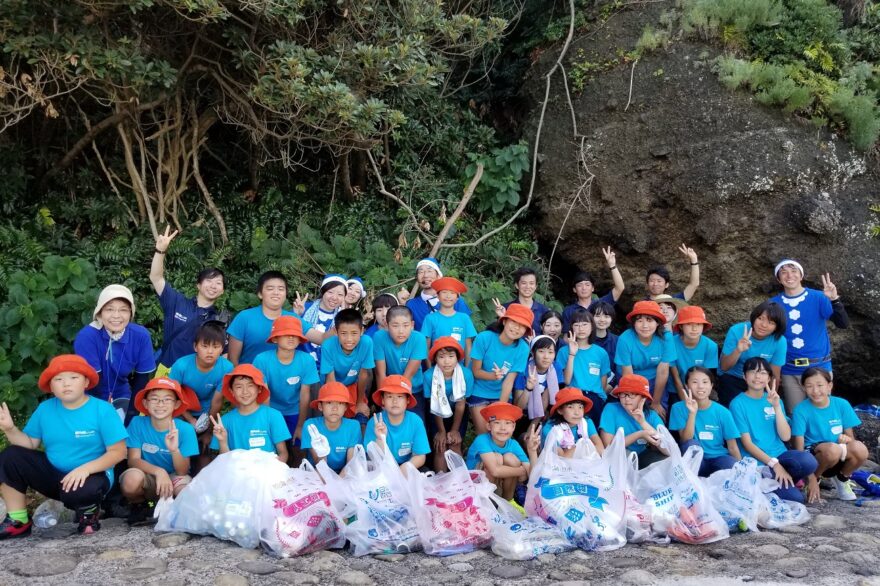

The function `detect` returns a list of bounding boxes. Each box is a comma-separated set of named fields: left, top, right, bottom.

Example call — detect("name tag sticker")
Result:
left=452, top=333, right=462, bottom=341
left=142, top=443, right=160, bottom=454
left=249, top=436, right=267, bottom=448
left=589, top=366, right=601, bottom=376
left=636, top=438, right=647, bottom=445
left=831, top=425, right=843, bottom=434
left=346, top=369, right=358, bottom=378
left=287, top=376, right=300, bottom=385
left=763, top=407, right=775, bottom=416
left=698, top=431, right=714, bottom=441
left=398, top=443, right=412, bottom=457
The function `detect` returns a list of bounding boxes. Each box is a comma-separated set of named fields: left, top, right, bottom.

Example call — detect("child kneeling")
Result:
left=0, top=355, right=127, bottom=538
left=120, top=378, right=199, bottom=523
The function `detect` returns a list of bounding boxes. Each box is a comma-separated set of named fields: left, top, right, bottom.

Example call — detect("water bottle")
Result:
left=33, top=499, right=72, bottom=528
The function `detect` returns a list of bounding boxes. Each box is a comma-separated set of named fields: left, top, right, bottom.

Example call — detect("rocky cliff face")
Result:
left=522, top=5, right=880, bottom=398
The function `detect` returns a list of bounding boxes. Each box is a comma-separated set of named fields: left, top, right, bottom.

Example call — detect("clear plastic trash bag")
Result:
left=705, top=458, right=763, bottom=533
left=487, top=491, right=574, bottom=560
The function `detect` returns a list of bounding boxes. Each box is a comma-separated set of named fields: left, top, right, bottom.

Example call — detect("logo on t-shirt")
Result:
left=74, top=430, right=96, bottom=439
left=174, top=312, right=188, bottom=323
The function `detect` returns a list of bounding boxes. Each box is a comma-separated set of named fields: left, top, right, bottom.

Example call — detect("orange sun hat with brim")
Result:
left=431, top=277, right=468, bottom=295
left=372, top=374, right=417, bottom=409
left=310, top=381, right=355, bottom=410
left=179, top=384, right=203, bottom=412
left=549, top=387, right=594, bottom=417
left=38, top=354, right=99, bottom=392
left=429, top=336, right=464, bottom=363
left=481, top=401, right=523, bottom=423
left=625, top=300, right=667, bottom=325
left=674, top=305, right=712, bottom=333
left=501, top=304, right=535, bottom=336
left=222, top=364, right=271, bottom=406
left=266, top=315, right=308, bottom=344
left=610, top=373, right=653, bottom=402
left=134, top=377, right=190, bottom=418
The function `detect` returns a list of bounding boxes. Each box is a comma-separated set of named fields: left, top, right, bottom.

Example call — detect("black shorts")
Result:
left=809, top=444, right=845, bottom=478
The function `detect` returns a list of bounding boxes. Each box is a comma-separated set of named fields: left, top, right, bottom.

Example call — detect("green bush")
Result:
left=827, top=86, right=880, bottom=150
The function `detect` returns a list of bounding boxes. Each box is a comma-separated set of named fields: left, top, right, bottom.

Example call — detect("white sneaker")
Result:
left=833, top=477, right=857, bottom=501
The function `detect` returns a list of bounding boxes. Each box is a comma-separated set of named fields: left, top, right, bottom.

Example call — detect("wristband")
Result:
left=690, top=262, right=699, bottom=266
left=766, top=457, right=779, bottom=468
left=608, top=265, right=617, bottom=270
left=154, top=249, right=166, bottom=255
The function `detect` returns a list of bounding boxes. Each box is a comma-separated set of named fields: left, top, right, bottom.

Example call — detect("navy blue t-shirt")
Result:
left=157, top=284, right=226, bottom=367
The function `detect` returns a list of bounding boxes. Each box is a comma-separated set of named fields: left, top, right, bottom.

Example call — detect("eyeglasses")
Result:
left=147, top=397, right=177, bottom=405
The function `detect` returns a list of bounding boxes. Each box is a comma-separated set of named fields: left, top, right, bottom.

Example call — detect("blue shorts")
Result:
left=466, top=396, right=495, bottom=408
left=282, top=414, right=301, bottom=448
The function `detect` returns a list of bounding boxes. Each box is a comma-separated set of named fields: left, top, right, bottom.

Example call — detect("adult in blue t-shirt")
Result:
left=500, top=267, right=550, bottom=334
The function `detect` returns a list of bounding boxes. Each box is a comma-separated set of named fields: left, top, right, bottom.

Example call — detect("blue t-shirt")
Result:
left=466, top=433, right=529, bottom=469
left=668, top=401, right=740, bottom=459
left=771, top=288, right=834, bottom=375
left=209, top=404, right=291, bottom=453
left=421, top=311, right=477, bottom=346
left=364, top=324, right=380, bottom=338
left=598, top=402, right=663, bottom=455
left=672, top=334, right=719, bottom=376
left=126, top=416, right=199, bottom=474
left=407, top=295, right=471, bottom=331
left=513, top=361, right=564, bottom=401
left=422, top=365, right=475, bottom=401
left=301, top=416, right=363, bottom=472
left=23, top=397, right=128, bottom=481
left=614, top=329, right=677, bottom=389
left=252, top=350, right=320, bottom=416
left=227, top=307, right=313, bottom=365
left=719, top=322, right=787, bottom=379
left=540, top=419, right=598, bottom=449
left=372, top=329, right=428, bottom=389
left=792, top=396, right=861, bottom=448
left=363, top=411, right=430, bottom=465
left=555, top=344, right=611, bottom=398
left=320, top=335, right=375, bottom=386
left=502, top=299, right=550, bottom=334
left=169, top=354, right=234, bottom=414
left=74, top=323, right=156, bottom=401
left=471, top=331, right=530, bottom=400
left=594, top=332, right=619, bottom=382
left=157, top=284, right=225, bottom=367
left=562, top=291, right=615, bottom=333
left=729, top=392, right=789, bottom=459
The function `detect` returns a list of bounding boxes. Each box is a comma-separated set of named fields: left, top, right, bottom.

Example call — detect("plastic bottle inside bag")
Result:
left=33, top=499, right=73, bottom=528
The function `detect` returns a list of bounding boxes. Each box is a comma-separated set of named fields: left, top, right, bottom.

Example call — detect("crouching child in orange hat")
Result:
left=364, top=375, right=430, bottom=474
left=465, top=402, right=539, bottom=503
left=599, top=374, right=669, bottom=469
left=120, top=377, right=199, bottom=524
left=0, top=355, right=128, bottom=538
left=301, top=382, right=363, bottom=473
left=209, top=365, right=291, bottom=463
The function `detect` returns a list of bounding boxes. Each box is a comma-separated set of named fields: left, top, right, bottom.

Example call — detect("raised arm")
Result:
left=680, top=244, right=700, bottom=301
left=150, top=226, right=178, bottom=296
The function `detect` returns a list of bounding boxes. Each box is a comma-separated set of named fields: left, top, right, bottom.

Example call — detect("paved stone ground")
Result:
left=3, top=484, right=880, bottom=586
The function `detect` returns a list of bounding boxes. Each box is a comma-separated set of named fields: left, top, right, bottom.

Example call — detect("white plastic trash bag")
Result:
left=488, top=492, right=574, bottom=560
left=318, top=443, right=421, bottom=556
left=155, top=449, right=289, bottom=548
left=525, top=429, right=628, bottom=551
left=757, top=489, right=810, bottom=529
left=261, top=461, right=346, bottom=557
left=706, top=459, right=762, bottom=533
left=634, top=426, right=729, bottom=545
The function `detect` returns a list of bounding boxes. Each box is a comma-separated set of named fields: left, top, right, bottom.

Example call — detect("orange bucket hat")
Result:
left=266, top=315, right=308, bottom=343
left=429, top=336, right=464, bottom=363
left=481, top=401, right=523, bottom=423
left=178, top=384, right=203, bottom=412
left=501, top=304, right=535, bottom=336
left=134, top=377, right=190, bottom=418
left=610, top=374, right=653, bottom=402
left=549, top=387, right=594, bottom=417
left=431, top=277, right=468, bottom=295
left=222, top=364, right=271, bottom=406
left=372, top=374, right=417, bottom=409
left=310, top=381, right=355, bottom=410
left=38, top=354, right=99, bottom=392
left=626, top=300, right=667, bottom=325
left=673, top=305, right=712, bottom=332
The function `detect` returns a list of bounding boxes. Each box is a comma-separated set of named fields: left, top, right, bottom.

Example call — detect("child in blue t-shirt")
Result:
left=513, top=335, right=562, bottom=425
left=540, top=387, right=603, bottom=457
left=321, top=309, right=374, bottom=425
left=0, top=355, right=127, bottom=538
left=669, top=305, right=718, bottom=404
left=791, top=367, right=867, bottom=503
left=590, top=301, right=619, bottom=387
left=470, top=304, right=533, bottom=435
left=668, top=366, right=740, bottom=477
left=363, top=375, right=430, bottom=472
left=730, top=357, right=817, bottom=504
left=302, top=382, right=363, bottom=473
left=423, top=337, right=474, bottom=472
left=421, top=277, right=477, bottom=362
left=615, top=300, right=677, bottom=420
left=210, top=364, right=291, bottom=462
left=373, top=306, right=428, bottom=420
left=465, top=402, right=540, bottom=502
left=365, top=293, right=399, bottom=339
left=556, top=308, right=611, bottom=428
left=599, top=374, right=668, bottom=469
left=121, top=378, right=199, bottom=520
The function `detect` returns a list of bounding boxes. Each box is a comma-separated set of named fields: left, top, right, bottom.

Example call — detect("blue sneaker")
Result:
left=514, top=483, right=527, bottom=506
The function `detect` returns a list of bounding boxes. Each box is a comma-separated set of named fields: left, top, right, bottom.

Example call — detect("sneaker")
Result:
left=833, top=477, right=857, bottom=501
left=126, top=502, right=155, bottom=527
left=507, top=498, right=526, bottom=516
left=0, top=515, right=33, bottom=539
left=514, top=483, right=527, bottom=506
left=76, top=507, right=102, bottom=534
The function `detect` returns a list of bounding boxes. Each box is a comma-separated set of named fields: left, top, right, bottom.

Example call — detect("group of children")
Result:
left=0, top=244, right=868, bottom=540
